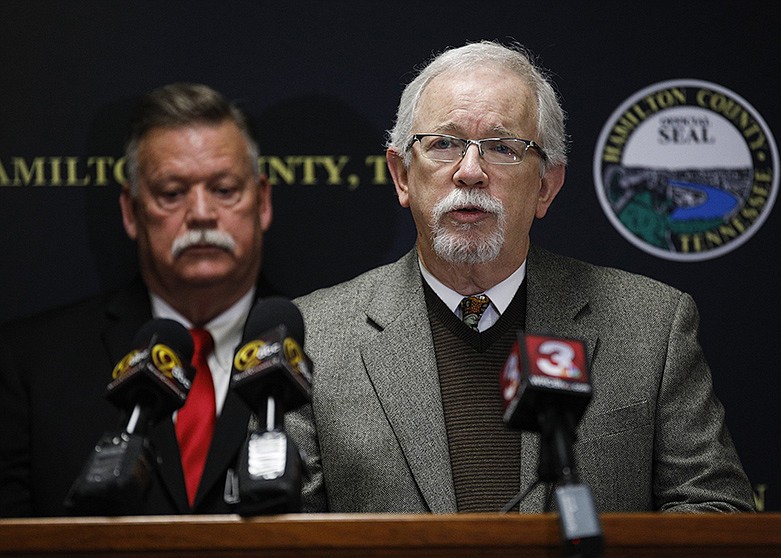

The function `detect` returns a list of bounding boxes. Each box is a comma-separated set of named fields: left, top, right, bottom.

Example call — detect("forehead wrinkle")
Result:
left=138, top=121, right=253, bottom=183
left=417, top=67, right=538, bottom=140
left=430, top=121, right=521, bottom=139
left=141, top=152, right=250, bottom=188
left=143, top=158, right=240, bottom=185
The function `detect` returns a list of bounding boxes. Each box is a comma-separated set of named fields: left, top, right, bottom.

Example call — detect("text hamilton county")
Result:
left=602, top=87, right=770, bottom=163
left=0, top=155, right=391, bottom=188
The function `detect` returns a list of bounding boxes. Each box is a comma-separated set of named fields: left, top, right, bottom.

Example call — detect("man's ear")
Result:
left=119, top=184, right=139, bottom=240
left=386, top=149, right=410, bottom=208
left=535, top=164, right=566, bottom=219
left=257, top=174, right=273, bottom=232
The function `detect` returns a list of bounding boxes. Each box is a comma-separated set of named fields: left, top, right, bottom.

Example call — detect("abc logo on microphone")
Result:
left=112, top=344, right=184, bottom=381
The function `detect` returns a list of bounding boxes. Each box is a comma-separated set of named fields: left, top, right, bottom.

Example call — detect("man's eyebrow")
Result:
left=429, top=123, right=519, bottom=137
left=431, top=123, right=460, bottom=135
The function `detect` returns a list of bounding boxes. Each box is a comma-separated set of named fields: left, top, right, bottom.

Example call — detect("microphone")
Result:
left=65, top=318, right=194, bottom=515
left=500, top=331, right=603, bottom=558
left=227, top=296, right=312, bottom=515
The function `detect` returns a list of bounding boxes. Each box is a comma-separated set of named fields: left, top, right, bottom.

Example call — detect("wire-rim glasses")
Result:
left=407, top=133, right=548, bottom=165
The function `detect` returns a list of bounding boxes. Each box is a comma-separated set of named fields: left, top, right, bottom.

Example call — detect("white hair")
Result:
left=387, top=41, right=568, bottom=170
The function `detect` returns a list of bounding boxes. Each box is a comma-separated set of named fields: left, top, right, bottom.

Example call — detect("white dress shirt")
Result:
left=419, top=259, right=527, bottom=332
left=150, top=288, right=255, bottom=416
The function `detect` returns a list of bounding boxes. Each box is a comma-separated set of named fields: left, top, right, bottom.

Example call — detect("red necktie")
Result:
left=175, top=328, right=216, bottom=507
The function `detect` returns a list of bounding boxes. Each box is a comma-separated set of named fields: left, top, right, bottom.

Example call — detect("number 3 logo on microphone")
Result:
left=535, top=340, right=583, bottom=379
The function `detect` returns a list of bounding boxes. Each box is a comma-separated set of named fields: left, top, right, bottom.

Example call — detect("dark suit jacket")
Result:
left=0, top=277, right=266, bottom=517
left=288, top=246, right=755, bottom=513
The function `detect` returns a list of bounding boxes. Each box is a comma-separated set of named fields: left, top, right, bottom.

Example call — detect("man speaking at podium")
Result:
left=0, top=83, right=274, bottom=516
left=287, top=41, right=755, bottom=514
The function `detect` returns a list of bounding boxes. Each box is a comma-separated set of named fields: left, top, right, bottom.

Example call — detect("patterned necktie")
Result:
left=175, top=328, right=216, bottom=507
left=459, top=294, right=491, bottom=331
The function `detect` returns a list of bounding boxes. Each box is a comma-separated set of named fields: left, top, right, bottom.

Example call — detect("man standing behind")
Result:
left=0, top=83, right=273, bottom=515
left=288, top=41, right=754, bottom=513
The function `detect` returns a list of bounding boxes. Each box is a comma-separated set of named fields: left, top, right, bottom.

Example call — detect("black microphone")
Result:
left=65, top=318, right=194, bottom=515
left=227, top=296, right=312, bottom=515
left=500, top=331, right=603, bottom=558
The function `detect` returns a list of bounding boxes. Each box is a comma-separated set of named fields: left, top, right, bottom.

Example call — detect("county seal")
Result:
left=594, top=79, right=778, bottom=261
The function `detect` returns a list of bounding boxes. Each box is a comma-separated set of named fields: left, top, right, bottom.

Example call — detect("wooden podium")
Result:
left=1, top=513, right=779, bottom=557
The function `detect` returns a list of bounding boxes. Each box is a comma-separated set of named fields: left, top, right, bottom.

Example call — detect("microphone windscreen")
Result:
left=243, top=297, right=305, bottom=346
left=132, top=318, right=194, bottom=364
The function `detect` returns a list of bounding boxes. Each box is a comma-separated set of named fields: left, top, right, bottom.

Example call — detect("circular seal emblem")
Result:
left=594, top=79, right=778, bottom=261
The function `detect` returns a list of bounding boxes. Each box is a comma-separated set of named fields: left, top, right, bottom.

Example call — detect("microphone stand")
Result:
left=233, top=386, right=303, bottom=515
left=64, top=399, right=155, bottom=516
left=537, top=406, right=604, bottom=558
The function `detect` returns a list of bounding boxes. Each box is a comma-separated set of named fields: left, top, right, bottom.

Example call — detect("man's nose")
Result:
left=186, top=186, right=218, bottom=224
left=453, top=143, right=488, bottom=187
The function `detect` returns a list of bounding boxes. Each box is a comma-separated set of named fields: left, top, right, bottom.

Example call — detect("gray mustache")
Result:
left=432, top=188, right=505, bottom=221
left=171, top=229, right=237, bottom=258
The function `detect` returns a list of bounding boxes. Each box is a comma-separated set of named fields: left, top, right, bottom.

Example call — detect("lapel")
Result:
left=100, top=280, right=193, bottom=511
left=99, top=279, right=189, bottom=512
left=101, top=277, right=153, bottom=365
left=519, top=244, right=599, bottom=511
left=195, top=390, right=251, bottom=509
left=149, top=390, right=251, bottom=513
left=149, top=419, right=189, bottom=512
left=359, top=250, right=457, bottom=513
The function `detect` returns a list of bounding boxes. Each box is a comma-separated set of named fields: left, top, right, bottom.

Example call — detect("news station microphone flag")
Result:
left=501, top=330, right=603, bottom=558
left=227, top=297, right=312, bottom=515
left=65, top=318, right=194, bottom=516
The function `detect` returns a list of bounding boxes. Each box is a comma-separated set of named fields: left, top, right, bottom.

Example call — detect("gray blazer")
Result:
left=287, top=245, right=754, bottom=513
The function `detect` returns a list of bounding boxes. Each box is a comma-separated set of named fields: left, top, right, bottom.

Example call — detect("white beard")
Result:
left=429, top=188, right=506, bottom=264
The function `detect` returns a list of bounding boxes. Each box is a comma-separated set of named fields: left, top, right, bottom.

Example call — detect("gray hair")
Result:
left=386, top=41, right=568, bottom=170
left=124, top=83, right=260, bottom=195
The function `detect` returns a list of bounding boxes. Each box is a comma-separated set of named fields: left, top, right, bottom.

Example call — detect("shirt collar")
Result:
left=149, top=288, right=256, bottom=366
left=418, top=258, right=527, bottom=315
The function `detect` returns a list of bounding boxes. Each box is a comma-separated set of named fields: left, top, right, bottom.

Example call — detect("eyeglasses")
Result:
left=407, top=133, right=548, bottom=165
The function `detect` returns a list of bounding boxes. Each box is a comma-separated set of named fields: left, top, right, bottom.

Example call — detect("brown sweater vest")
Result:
left=424, top=281, right=527, bottom=512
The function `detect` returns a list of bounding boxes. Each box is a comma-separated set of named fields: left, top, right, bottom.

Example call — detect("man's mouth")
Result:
left=184, top=243, right=225, bottom=251
left=449, top=205, right=491, bottom=222
left=174, top=243, right=229, bottom=260
left=431, top=188, right=505, bottom=231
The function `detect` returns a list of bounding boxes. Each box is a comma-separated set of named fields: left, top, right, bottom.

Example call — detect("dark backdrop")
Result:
left=1, top=1, right=778, bottom=511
